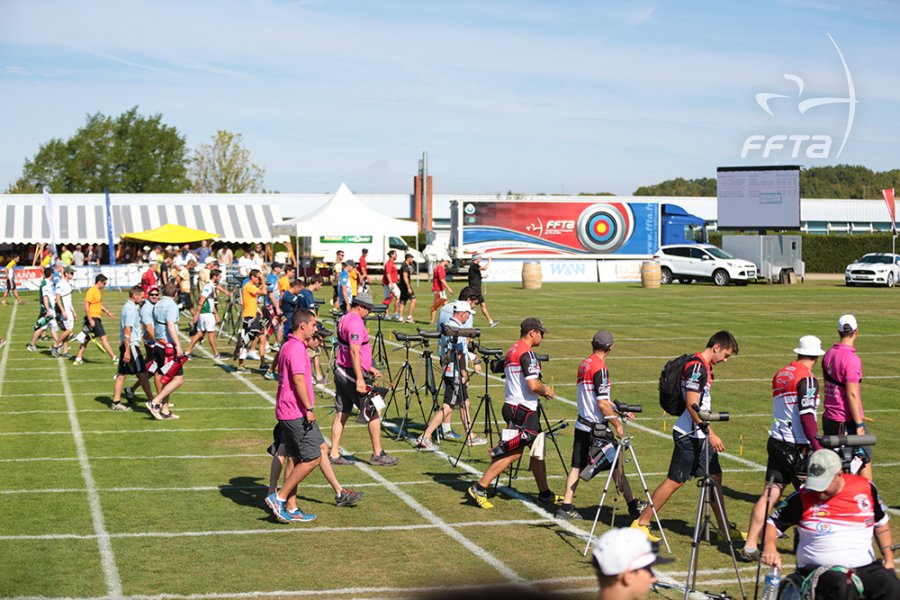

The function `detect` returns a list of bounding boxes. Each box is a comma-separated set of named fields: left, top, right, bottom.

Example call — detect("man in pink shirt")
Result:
left=264, top=308, right=323, bottom=523
left=329, top=291, right=399, bottom=467
left=822, top=313, right=872, bottom=479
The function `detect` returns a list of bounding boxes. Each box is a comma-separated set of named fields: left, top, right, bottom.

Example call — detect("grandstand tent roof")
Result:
left=0, top=194, right=281, bottom=245
left=269, top=183, right=419, bottom=238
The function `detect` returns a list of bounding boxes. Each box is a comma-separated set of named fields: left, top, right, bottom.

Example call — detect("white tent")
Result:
left=270, top=183, right=419, bottom=262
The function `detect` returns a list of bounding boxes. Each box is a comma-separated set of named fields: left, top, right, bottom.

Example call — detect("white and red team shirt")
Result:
left=768, top=474, right=889, bottom=569
left=770, top=361, right=820, bottom=445
left=504, top=339, right=541, bottom=411
left=673, top=354, right=712, bottom=439
left=432, top=264, right=446, bottom=292
left=382, top=260, right=399, bottom=285
left=575, top=354, right=611, bottom=432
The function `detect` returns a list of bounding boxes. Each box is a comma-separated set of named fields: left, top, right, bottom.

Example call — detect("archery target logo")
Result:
left=575, top=204, right=635, bottom=253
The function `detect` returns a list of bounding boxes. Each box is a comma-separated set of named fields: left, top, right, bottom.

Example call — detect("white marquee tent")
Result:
left=270, top=183, right=419, bottom=259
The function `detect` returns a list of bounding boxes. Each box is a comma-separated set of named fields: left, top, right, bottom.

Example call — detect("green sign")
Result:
left=320, top=235, right=373, bottom=243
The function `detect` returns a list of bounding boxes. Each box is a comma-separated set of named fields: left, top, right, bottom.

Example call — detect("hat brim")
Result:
left=803, top=474, right=835, bottom=492
left=793, top=346, right=825, bottom=356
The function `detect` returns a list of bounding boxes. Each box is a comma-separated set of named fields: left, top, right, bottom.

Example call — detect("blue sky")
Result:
left=1, top=0, right=898, bottom=196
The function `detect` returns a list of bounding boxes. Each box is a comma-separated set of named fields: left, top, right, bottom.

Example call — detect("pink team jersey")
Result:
left=822, top=343, right=863, bottom=423
left=336, top=312, right=372, bottom=373
left=275, top=334, right=314, bottom=421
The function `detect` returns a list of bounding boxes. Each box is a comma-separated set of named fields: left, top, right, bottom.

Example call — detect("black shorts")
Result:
left=442, top=375, right=469, bottom=408
left=179, top=292, right=193, bottom=311
left=570, top=426, right=616, bottom=470
left=5, top=276, right=15, bottom=291
left=153, top=345, right=184, bottom=378
left=280, top=418, right=325, bottom=462
left=765, top=437, right=809, bottom=489
left=84, top=316, right=106, bottom=338
left=117, top=344, right=146, bottom=376
left=667, top=433, right=722, bottom=483
left=399, top=285, right=415, bottom=303
left=501, top=403, right=541, bottom=433
left=334, top=366, right=362, bottom=414
left=822, top=417, right=874, bottom=463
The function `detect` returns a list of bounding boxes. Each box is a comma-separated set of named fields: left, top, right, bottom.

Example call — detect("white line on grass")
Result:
left=56, top=357, right=123, bottom=598
left=0, top=302, right=18, bottom=400
left=0, top=453, right=269, bottom=463
left=180, top=332, right=528, bottom=585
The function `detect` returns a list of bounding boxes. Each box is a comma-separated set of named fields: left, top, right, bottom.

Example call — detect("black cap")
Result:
left=520, top=317, right=548, bottom=336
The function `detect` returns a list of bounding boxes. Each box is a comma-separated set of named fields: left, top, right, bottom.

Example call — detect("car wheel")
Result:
left=713, top=269, right=730, bottom=287
left=887, top=273, right=895, bottom=288
left=660, top=267, right=673, bottom=285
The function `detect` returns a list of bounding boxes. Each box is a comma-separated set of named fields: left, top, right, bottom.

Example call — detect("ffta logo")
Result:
left=741, top=33, right=857, bottom=160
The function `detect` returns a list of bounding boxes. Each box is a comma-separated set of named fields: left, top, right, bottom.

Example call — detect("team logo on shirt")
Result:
left=815, top=522, right=832, bottom=534
left=854, top=494, right=872, bottom=512
left=350, top=334, right=359, bottom=341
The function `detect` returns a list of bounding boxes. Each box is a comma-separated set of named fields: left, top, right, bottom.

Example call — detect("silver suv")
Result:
left=655, top=244, right=757, bottom=286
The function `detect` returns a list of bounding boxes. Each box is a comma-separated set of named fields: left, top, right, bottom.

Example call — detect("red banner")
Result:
left=883, top=189, right=896, bottom=236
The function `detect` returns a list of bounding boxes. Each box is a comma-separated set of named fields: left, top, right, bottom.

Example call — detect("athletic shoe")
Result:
left=246, top=351, right=260, bottom=361
left=50, top=345, right=59, bottom=358
left=329, top=455, right=353, bottom=466
left=555, top=505, right=583, bottom=520
left=335, top=489, right=363, bottom=507
left=26, top=344, right=37, bottom=352
left=212, top=354, right=222, bottom=360
left=628, top=499, right=649, bottom=519
left=538, top=491, right=563, bottom=506
left=61, top=352, right=72, bottom=359
left=415, top=435, right=435, bottom=450
left=268, top=345, right=278, bottom=353
left=286, top=507, right=316, bottom=522
left=467, top=484, right=494, bottom=509
left=263, top=371, right=275, bottom=381
left=394, top=314, right=403, bottom=322
left=406, top=316, right=415, bottom=323
left=110, top=402, right=132, bottom=412
left=235, top=366, right=247, bottom=373
left=112, top=356, right=119, bottom=365
left=712, top=522, right=748, bottom=542
left=630, top=519, right=661, bottom=543
left=465, top=435, right=488, bottom=446
left=738, top=546, right=760, bottom=562
left=72, top=357, right=84, bottom=365
left=370, top=451, right=399, bottom=466
left=160, top=411, right=180, bottom=420
left=489, top=320, right=499, bottom=328
left=265, top=492, right=293, bottom=524
left=259, top=362, right=271, bottom=371
left=184, top=353, right=192, bottom=360
left=442, top=429, right=464, bottom=442
left=123, top=387, right=136, bottom=403
left=145, top=401, right=162, bottom=420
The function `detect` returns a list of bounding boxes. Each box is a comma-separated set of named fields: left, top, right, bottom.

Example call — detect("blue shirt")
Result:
left=152, top=296, right=180, bottom=344
left=281, top=290, right=300, bottom=327
left=196, top=246, right=211, bottom=264
left=264, top=273, right=279, bottom=306
left=298, top=288, right=316, bottom=312
left=338, top=270, right=351, bottom=306
left=140, top=301, right=156, bottom=345
left=120, top=300, right=141, bottom=347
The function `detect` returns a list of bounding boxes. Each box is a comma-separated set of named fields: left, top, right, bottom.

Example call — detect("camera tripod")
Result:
left=384, top=332, right=430, bottom=440
left=217, top=284, right=242, bottom=339
left=680, top=422, right=747, bottom=600
left=583, top=401, right=670, bottom=555
left=451, top=346, right=504, bottom=467
left=368, top=310, right=392, bottom=381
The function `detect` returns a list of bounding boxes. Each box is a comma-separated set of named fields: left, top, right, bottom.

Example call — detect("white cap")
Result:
left=592, top=528, right=673, bottom=576
left=838, top=314, right=858, bottom=333
left=803, top=449, right=842, bottom=491
left=205, top=256, right=216, bottom=264
left=143, top=245, right=150, bottom=251
left=793, top=335, right=825, bottom=357
left=450, top=300, right=475, bottom=315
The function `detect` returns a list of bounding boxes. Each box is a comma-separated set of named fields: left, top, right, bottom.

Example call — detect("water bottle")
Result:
left=761, top=566, right=780, bottom=600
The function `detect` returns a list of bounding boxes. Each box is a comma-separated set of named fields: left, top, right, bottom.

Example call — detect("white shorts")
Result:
left=198, top=313, right=217, bottom=332
left=63, top=315, right=74, bottom=331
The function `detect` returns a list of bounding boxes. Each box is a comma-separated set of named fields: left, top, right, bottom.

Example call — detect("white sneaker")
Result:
left=246, top=351, right=260, bottom=361
left=415, top=435, right=435, bottom=450
left=73, top=357, right=84, bottom=365
left=406, top=316, right=415, bottom=323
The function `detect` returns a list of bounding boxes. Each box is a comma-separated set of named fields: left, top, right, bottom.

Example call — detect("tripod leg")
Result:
left=539, top=404, right=569, bottom=477
left=684, top=479, right=709, bottom=600
left=709, top=479, right=749, bottom=600
left=583, top=443, right=624, bottom=556
left=626, top=443, right=671, bottom=553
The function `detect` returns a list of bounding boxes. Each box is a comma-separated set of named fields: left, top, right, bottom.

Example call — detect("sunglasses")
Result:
left=149, top=293, right=160, bottom=297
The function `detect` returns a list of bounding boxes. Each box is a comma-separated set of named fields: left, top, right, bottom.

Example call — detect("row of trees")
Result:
left=6, top=107, right=265, bottom=194
left=634, top=165, right=899, bottom=199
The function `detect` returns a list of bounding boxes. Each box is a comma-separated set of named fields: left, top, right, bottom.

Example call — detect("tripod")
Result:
left=680, top=422, right=747, bottom=600
left=368, top=310, right=392, bottom=381
left=583, top=403, right=670, bottom=555
left=508, top=401, right=569, bottom=484
left=217, top=284, right=242, bottom=339
left=449, top=346, right=502, bottom=466
left=384, top=332, right=429, bottom=440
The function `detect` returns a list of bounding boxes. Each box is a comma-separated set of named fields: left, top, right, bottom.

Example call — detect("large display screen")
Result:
left=717, top=166, right=801, bottom=229
left=461, top=201, right=659, bottom=258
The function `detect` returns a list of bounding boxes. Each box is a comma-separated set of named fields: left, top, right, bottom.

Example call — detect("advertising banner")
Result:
left=461, top=201, right=659, bottom=258
left=484, top=260, right=598, bottom=283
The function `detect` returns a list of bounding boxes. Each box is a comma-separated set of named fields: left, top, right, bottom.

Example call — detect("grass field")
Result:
left=1, top=278, right=898, bottom=600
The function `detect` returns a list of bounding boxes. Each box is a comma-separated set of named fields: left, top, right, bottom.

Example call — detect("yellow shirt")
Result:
left=278, top=274, right=291, bottom=293
left=41, top=254, right=52, bottom=267
left=85, top=285, right=103, bottom=319
left=241, top=282, right=260, bottom=318
left=350, top=270, right=359, bottom=295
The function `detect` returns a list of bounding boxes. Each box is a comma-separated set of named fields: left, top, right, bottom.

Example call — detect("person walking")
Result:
left=146, top=282, right=184, bottom=420
left=2, top=253, right=24, bottom=305
left=50, top=266, right=77, bottom=358
left=428, top=257, right=452, bottom=325
left=186, top=268, right=225, bottom=359
left=73, top=274, right=117, bottom=365
left=398, top=253, right=417, bottom=323
left=467, top=254, right=498, bottom=327
left=111, top=286, right=154, bottom=411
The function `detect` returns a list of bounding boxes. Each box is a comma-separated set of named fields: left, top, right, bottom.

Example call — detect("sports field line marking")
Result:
left=56, top=356, right=123, bottom=598
left=0, top=302, right=18, bottom=401
left=0, top=427, right=273, bottom=436
left=0, top=453, right=270, bottom=463
left=180, top=332, right=528, bottom=585
left=550, top=374, right=900, bottom=387
left=0, top=480, right=438, bottom=495
left=0, top=391, right=261, bottom=398
left=0, top=406, right=273, bottom=415
left=0, top=518, right=549, bottom=542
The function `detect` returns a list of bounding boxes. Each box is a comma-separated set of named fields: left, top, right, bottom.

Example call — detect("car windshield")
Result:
left=705, top=247, right=734, bottom=260
left=858, top=255, right=893, bottom=264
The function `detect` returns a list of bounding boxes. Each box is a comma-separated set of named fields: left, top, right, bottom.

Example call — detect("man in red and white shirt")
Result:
left=382, top=250, right=401, bottom=320
left=428, top=257, right=452, bottom=325
left=763, top=449, right=898, bottom=599
left=467, top=317, right=559, bottom=509
left=740, top=335, right=825, bottom=561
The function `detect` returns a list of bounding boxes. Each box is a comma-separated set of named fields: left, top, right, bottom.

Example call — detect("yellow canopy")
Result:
left=121, top=223, right=219, bottom=244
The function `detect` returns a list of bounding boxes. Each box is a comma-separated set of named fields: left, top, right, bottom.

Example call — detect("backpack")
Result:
left=659, top=354, right=694, bottom=416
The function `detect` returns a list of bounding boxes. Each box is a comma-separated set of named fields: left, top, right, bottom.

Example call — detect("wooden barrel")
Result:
left=641, top=261, right=661, bottom=288
left=522, top=261, right=542, bottom=289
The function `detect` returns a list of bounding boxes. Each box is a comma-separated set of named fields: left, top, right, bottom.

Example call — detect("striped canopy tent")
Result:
left=121, top=223, right=219, bottom=245
left=0, top=193, right=281, bottom=245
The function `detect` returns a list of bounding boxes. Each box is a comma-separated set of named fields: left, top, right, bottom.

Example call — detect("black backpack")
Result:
left=659, top=354, right=693, bottom=416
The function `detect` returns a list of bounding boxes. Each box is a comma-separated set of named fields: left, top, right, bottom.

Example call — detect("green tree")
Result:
left=189, top=130, right=265, bottom=193
left=633, top=177, right=717, bottom=197
left=7, top=106, right=189, bottom=193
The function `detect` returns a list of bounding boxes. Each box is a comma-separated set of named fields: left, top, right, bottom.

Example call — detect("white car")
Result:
left=844, top=253, right=900, bottom=287
left=655, top=244, right=758, bottom=286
